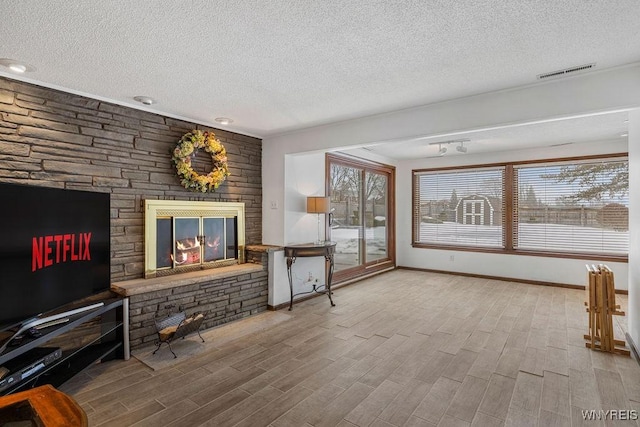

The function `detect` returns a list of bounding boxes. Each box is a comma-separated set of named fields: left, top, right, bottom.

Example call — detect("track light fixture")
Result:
left=429, top=139, right=470, bottom=156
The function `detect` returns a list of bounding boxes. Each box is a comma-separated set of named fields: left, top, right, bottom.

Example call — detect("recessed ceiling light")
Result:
left=133, top=96, right=156, bottom=106
left=9, top=64, right=26, bottom=73
left=0, top=58, right=36, bottom=73
left=620, top=132, right=628, bottom=137
left=624, top=119, right=629, bottom=123
left=215, top=117, right=233, bottom=125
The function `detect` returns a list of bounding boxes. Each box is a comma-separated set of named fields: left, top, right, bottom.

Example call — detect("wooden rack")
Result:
left=584, top=264, right=629, bottom=356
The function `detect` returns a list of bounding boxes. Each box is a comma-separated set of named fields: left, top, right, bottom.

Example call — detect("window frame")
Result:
left=326, top=152, right=397, bottom=283
left=412, top=153, right=628, bottom=263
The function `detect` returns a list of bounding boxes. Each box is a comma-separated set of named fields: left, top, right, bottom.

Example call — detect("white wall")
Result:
left=268, top=250, right=288, bottom=307
left=628, top=109, right=640, bottom=349
left=397, top=139, right=629, bottom=289
left=268, top=151, right=330, bottom=306
left=284, top=152, right=326, bottom=244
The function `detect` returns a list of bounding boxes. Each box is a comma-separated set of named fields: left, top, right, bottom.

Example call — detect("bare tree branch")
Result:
left=543, top=161, right=628, bottom=202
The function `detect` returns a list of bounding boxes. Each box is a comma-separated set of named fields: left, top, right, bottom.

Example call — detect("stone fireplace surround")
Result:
left=0, top=77, right=267, bottom=350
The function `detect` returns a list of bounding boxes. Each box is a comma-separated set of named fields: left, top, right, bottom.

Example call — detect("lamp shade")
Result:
left=306, top=196, right=331, bottom=214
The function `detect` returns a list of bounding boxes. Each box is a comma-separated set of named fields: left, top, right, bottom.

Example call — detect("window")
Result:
left=513, top=158, right=628, bottom=255
left=414, top=166, right=505, bottom=248
left=413, top=155, right=628, bottom=259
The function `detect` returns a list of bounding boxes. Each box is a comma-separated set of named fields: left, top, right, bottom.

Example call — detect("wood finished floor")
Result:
left=60, top=270, right=640, bottom=427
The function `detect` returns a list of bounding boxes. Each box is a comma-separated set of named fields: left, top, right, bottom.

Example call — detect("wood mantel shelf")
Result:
left=0, top=385, right=87, bottom=426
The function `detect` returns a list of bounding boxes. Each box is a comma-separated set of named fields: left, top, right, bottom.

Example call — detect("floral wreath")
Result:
left=172, top=130, right=230, bottom=192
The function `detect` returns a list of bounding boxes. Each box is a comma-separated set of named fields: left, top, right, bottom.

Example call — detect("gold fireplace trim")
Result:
left=144, top=200, right=246, bottom=278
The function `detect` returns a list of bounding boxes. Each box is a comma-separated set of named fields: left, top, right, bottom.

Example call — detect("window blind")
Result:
left=513, top=158, right=628, bottom=255
left=414, top=166, right=505, bottom=248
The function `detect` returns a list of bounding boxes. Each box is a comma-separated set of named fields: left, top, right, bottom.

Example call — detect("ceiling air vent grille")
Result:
left=537, top=63, right=596, bottom=80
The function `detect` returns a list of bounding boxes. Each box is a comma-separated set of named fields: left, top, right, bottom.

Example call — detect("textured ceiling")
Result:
left=1, top=0, right=640, bottom=138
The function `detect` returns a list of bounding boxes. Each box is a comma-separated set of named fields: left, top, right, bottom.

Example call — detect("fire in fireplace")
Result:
left=145, top=200, right=245, bottom=278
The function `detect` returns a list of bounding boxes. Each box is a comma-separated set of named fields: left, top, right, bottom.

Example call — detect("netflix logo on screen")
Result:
left=0, top=182, right=111, bottom=328
left=32, top=232, right=92, bottom=272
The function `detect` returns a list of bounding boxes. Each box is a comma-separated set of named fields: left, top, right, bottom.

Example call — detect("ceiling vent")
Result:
left=537, top=63, right=596, bottom=80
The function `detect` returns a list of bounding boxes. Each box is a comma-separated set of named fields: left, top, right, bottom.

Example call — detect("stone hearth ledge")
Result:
left=111, top=263, right=264, bottom=297
left=245, top=244, right=283, bottom=253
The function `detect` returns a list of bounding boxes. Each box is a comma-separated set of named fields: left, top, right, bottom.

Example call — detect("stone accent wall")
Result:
left=0, top=77, right=262, bottom=281
left=124, top=249, right=268, bottom=349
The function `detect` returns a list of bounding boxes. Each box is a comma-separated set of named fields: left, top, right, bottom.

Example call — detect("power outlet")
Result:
left=305, top=272, right=319, bottom=284
left=449, top=255, right=455, bottom=262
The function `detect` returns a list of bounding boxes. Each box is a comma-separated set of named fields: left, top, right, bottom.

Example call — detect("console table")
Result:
left=284, top=242, right=337, bottom=310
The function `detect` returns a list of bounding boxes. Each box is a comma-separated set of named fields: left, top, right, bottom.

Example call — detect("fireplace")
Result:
left=144, top=200, right=245, bottom=278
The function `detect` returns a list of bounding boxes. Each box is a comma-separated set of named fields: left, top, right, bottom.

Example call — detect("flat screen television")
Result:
left=0, top=183, right=110, bottom=330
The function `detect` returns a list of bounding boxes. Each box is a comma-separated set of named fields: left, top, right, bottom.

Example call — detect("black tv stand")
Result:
left=0, top=295, right=129, bottom=396
left=0, top=302, right=106, bottom=356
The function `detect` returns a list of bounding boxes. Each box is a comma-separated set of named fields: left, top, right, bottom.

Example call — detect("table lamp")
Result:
left=307, top=196, right=331, bottom=244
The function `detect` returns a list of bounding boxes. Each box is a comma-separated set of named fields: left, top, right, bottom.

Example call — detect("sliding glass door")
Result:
left=329, top=162, right=362, bottom=271
left=327, top=154, right=395, bottom=282
left=365, top=171, right=388, bottom=263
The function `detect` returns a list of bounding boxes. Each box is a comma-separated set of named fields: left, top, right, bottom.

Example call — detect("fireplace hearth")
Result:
left=144, top=200, right=245, bottom=278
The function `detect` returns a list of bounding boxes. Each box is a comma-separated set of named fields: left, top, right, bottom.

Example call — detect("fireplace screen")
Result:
left=155, top=216, right=237, bottom=268
left=145, top=200, right=245, bottom=277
